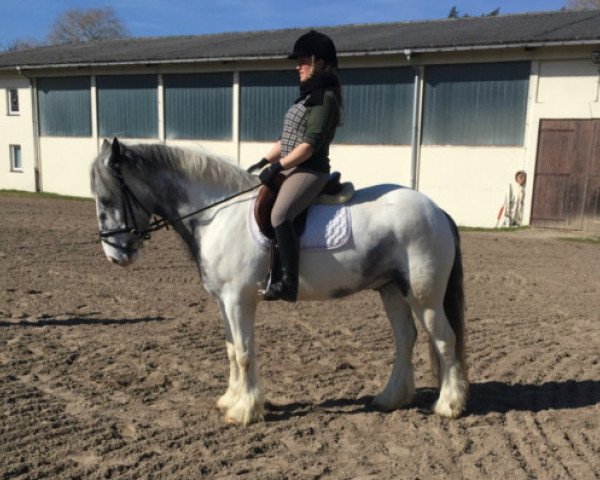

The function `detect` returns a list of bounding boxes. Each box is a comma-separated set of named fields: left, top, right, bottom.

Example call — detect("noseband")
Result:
left=98, top=160, right=261, bottom=251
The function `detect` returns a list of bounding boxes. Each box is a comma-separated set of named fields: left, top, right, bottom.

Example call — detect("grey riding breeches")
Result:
left=271, top=168, right=329, bottom=228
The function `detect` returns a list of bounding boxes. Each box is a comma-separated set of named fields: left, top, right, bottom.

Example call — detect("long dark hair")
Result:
left=312, top=62, right=343, bottom=107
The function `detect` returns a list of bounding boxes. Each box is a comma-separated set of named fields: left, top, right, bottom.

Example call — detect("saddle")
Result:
left=254, top=171, right=352, bottom=239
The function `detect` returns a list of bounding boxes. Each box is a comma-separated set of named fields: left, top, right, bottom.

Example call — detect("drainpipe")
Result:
left=232, top=71, right=241, bottom=165
left=17, top=66, right=42, bottom=192
left=404, top=50, right=422, bottom=191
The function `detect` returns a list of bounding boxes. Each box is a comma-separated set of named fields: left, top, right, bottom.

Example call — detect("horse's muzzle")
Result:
left=107, top=251, right=138, bottom=267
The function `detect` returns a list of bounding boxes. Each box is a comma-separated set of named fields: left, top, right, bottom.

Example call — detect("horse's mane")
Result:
left=126, top=143, right=259, bottom=191
left=91, top=142, right=258, bottom=196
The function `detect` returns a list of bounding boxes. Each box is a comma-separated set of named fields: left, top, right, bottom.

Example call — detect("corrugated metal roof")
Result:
left=1, top=10, right=599, bottom=70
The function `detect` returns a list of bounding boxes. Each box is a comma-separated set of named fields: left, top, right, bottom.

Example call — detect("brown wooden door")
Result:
left=532, top=119, right=600, bottom=232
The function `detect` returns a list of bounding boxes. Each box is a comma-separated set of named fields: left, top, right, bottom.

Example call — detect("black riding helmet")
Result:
left=288, top=30, right=338, bottom=68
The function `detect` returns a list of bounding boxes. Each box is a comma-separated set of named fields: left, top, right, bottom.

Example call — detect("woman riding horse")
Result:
left=247, top=30, right=342, bottom=302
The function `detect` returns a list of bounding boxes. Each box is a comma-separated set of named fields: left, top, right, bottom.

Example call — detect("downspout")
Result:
left=17, top=66, right=42, bottom=192
left=404, top=50, right=422, bottom=191
left=232, top=71, right=241, bottom=165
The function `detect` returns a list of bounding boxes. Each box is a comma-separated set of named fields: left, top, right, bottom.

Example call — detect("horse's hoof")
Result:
left=224, top=414, right=240, bottom=425
left=372, top=396, right=398, bottom=412
left=433, top=400, right=464, bottom=418
left=216, top=393, right=236, bottom=412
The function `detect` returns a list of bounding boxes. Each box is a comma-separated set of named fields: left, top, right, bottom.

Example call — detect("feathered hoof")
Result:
left=216, top=390, right=237, bottom=412
left=433, top=400, right=464, bottom=419
left=224, top=407, right=264, bottom=426
left=433, top=388, right=468, bottom=418
left=223, top=396, right=265, bottom=425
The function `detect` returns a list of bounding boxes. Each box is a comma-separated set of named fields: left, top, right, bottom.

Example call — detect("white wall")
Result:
left=419, top=146, right=526, bottom=227
left=0, top=77, right=36, bottom=191
left=38, top=137, right=98, bottom=197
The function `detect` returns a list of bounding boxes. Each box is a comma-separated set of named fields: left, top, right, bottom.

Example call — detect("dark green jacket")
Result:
left=301, top=89, right=340, bottom=173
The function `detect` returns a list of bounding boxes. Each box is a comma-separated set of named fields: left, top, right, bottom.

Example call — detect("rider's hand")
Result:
left=247, top=158, right=269, bottom=173
left=259, top=161, right=283, bottom=190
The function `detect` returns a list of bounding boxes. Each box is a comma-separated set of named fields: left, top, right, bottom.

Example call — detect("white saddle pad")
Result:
left=248, top=197, right=351, bottom=251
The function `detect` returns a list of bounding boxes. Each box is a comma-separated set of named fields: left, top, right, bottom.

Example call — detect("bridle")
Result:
left=98, top=160, right=261, bottom=252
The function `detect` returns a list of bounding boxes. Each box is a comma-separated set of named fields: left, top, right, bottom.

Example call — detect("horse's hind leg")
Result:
left=372, top=283, right=417, bottom=411
left=411, top=303, right=468, bottom=418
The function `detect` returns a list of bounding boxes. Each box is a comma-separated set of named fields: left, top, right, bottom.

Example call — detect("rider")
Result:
left=247, top=30, right=342, bottom=302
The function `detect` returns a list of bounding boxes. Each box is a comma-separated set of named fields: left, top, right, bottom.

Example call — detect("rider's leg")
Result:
left=264, top=169, right=328, bottom=302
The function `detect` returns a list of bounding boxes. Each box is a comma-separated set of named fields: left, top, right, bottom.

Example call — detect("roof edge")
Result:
left=2, top=39, right=599, bottom=72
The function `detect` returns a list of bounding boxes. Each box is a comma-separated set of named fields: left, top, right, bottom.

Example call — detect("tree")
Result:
left=448, top=6, right=501, bottom=17
left=46, top=7, right=130, bottom=45
left=1, top=38, right=43, bottom=52
left=565, top=0, right=600, bottom=8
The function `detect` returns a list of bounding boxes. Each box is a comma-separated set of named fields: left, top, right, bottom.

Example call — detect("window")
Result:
left=10, top=145, right=22, bottom=172
left=240, top=70, right=298, bottom=142
left=336, top=67, right=415, bottom=145
left=97, top=75, right=158, bottom=138
left=38, top=77, right=91, bottom=137
left=422, top=62, right=530, bottom=146
left=239, top=67, right=415, bottom=145
left=164, top=73, right=232, bottom=140
left=8, top=88, right=19, bottom=115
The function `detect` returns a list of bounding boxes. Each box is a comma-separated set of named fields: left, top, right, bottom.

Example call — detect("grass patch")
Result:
left=0, top=190, right=92, bottom=202
left=559, top=236, right=600, bottom=245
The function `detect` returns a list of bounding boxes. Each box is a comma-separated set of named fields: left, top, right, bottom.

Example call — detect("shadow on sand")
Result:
left=265, top=380, right=600, bottom=421
left=0, top=315, right=166, bottom=328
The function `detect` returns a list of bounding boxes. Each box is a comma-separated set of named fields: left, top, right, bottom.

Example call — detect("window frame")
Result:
left=7, top=88, right=20, bottom=115
left=9, top=145, right=22, bottom=172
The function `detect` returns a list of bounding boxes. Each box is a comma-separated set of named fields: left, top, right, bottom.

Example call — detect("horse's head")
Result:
left=91, top=138, right=152, bottom=267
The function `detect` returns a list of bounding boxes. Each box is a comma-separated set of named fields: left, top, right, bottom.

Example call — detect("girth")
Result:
left=254, top=171, right=344, bottom=239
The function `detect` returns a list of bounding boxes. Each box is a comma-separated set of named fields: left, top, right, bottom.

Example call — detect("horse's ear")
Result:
left=111, top=138, right=121, bottom=157
left=100, top=138, right=110, bottom=152
left=109, top=138, right=126, bottom=166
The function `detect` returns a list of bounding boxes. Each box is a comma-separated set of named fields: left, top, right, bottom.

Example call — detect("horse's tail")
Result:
left=441, top=212, right=468, bottom=380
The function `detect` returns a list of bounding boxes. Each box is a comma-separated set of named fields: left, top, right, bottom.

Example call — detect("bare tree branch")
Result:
left=1, top=38, right=44, bottom=52
left=564, top=0, right=600, bottom=9
left=46, top=7, right=130, bottom=45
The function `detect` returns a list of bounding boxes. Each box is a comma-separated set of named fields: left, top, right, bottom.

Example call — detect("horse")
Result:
left=90, top=138, right=468, bottom=425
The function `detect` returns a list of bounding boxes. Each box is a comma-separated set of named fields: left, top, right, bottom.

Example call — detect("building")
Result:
left=1, top=9, right=599, bottom=229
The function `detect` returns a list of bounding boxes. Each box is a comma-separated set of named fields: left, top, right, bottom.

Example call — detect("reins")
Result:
left=99, top=161, right=261, bottom=246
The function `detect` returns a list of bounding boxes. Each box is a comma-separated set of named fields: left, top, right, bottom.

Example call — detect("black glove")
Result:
left=246, top=157, right=269, bottom=173
left=259, top=161, right=283, bottom=190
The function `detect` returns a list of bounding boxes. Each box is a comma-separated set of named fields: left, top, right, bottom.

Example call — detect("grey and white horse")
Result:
left=91, top=138, right=468, bottom=425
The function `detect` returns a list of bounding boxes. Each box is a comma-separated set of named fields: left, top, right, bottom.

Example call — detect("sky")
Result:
left=0, top=0, right=568, bottom=47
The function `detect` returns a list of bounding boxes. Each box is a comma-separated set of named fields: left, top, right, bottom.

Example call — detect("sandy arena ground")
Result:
left=0, top=193, right=599, bottom=480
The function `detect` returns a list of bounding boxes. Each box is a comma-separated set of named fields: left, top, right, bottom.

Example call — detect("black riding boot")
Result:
left=263, top=220, right=299, bottom=302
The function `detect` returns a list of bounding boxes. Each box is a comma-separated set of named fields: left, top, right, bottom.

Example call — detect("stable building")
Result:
left=1, top=9, right=599, bottom=229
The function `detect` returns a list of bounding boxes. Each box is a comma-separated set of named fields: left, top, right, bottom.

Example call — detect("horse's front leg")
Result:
left=218, top=290, right=264, bottom=425
left=216, top=298, right=241, bottom=412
